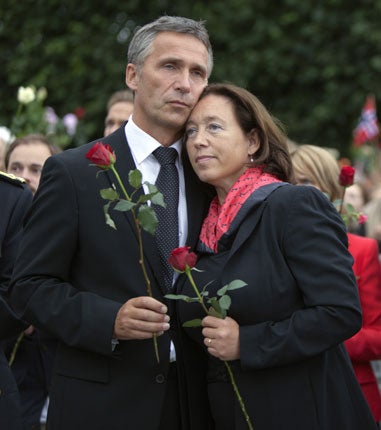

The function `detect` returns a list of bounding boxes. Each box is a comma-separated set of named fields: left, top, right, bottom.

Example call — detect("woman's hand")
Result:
left=202, top=315, right=240, bottom=360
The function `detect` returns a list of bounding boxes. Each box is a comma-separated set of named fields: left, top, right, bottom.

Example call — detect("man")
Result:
left=10, top=16, right=214, bottom=430
left=104, top=89, right=134, bottom=136
left=0, top=172, right=33, bottom=430
left=5, top=134, right=61, bottom=429
left=5, top=134, right=61, bottom=195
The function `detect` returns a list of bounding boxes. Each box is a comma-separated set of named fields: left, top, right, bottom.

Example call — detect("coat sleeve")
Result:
left=9, top=156, right=121, bottom=356
left=240, top=186, right=362, bottom=370
left=344, top=236, right=381, bottom=361
left=0, top=184, right=32, bottom=338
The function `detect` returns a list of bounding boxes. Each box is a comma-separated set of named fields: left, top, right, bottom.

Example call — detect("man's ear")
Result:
left=248, top=129, right=260, bottom=156
left=126, top=64, right=139, bottom=91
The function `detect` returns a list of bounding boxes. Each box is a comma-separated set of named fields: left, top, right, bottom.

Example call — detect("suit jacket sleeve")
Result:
left=9, top=156, right=121, bottom=355
left=344, top=236, right=381, bottom=361
left=0, top=184, right=32, bottom=338
left=240, top=186, right=361, bottom=369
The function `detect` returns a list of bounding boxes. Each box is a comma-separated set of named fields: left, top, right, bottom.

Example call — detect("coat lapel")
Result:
left=223, top=182, right=288, bottom=258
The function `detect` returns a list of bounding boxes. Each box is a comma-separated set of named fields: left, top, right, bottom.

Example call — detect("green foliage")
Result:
left=166, top=278, right=247, bottom=322
left=97, top=166, right=162, bottom=234
left=1, top=0, right=381, bottom=156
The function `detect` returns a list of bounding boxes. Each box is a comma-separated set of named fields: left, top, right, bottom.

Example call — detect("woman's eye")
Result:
left=208, top=123, right=222, bottom=132
left=185, top=127, right=197, bottom=137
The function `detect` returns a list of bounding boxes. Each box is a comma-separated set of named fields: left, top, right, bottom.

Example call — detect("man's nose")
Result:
left=174, top=71, right=191, bottom=93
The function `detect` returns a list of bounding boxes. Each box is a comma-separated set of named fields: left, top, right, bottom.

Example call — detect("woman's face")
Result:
left=186, top=94, right=259, bottom=202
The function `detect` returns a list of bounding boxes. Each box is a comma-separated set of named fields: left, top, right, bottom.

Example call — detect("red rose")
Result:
left=358, top=214, right=367, bottom=225
left=168, top=246, right=197, bottom=272
left=338, top=165, right=355, bottom=187
left=86, top=142, right=116, bottom=170
left=74, top=106, right=86, bottom=119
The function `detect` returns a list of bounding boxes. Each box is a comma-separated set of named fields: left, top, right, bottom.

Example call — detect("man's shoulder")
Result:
left=0, top=171, right=26, bottom=188
left=0, top=171, right=32, bottom=210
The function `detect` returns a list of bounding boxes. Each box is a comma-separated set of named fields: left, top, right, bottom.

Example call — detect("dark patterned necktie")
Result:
left=153, top=147, right=179, bottom=290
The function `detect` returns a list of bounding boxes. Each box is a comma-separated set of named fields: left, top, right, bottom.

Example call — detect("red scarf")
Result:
left=199, top=167, right=281, bottom=252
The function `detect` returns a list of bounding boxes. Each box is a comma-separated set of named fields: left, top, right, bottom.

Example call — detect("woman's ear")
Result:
left=248, top=129, right=260, bottom=156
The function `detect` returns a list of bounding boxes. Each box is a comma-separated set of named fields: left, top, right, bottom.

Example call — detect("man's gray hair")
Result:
left=127, top=15, right=213, bottom=78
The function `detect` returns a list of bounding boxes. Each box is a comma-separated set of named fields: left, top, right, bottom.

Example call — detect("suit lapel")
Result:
left=102, top=127, right=163, bottom=293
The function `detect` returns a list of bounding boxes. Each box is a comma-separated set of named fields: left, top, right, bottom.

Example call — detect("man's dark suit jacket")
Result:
left=9, top=127, right=213, bottom=430
left=0, top=173, right=32, bottom=430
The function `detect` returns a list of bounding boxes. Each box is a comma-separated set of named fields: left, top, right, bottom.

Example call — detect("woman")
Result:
left=176, top=83, right=377, bottom=429
left=292, top=144, right=381, bottom=425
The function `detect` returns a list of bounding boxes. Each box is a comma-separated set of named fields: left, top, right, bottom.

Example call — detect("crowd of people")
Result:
left=1, top=14, right=381, bottom=430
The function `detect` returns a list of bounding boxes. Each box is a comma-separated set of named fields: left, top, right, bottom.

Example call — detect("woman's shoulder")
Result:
left=267, top=183, right=329, bottom=205
left=264, top=183, right=342, bottom=228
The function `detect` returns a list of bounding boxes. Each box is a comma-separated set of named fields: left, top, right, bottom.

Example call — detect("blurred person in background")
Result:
left=344, top=181, right=370, bottom=236
left=364, top=196, right=381, bottom=255
left=291, top=144, right=381, bottom=426
left=104, top=89, right=134, bottom=137
left=4, top=133, right=60, bottom=429
left=5, top=134, right=61, bottom=195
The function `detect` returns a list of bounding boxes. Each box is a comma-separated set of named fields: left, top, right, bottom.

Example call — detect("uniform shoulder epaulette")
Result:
left=0, top=171, right=26, bottom=188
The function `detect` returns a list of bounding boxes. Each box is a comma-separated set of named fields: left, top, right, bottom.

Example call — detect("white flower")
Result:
left=0, top=126, right=15, bottom=144
left=17, top=86, right=36, bottom=104
left=62, top=113, right=78, bottom=136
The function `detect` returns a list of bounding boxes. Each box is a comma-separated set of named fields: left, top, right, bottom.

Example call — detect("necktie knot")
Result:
left=153, top=147, right=178, bottom=166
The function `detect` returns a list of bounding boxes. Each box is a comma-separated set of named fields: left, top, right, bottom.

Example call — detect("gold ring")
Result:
left=207, top=338, right=212, bottom=345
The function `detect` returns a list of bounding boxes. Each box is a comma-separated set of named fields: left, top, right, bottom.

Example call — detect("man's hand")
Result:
left=113, top=296, right=170, bottom=340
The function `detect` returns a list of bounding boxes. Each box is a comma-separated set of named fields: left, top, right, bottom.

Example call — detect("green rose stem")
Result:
left=110, top=164, right=160, bottom=364
left=184, top=266, right=254, bottom=430
left=339, top=186, right=346, bottom=214
left=184, top=266, right=209, bottom=314
left=223, top=361, right=253, bottom=430
left=8, top=331, right=24, bottom=367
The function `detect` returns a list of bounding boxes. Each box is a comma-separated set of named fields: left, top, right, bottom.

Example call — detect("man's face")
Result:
left=104, top=101, right=133, bottom=137
left=126, top=31, right=209, bottom=145
left=7, top=142, right=51, bottom=194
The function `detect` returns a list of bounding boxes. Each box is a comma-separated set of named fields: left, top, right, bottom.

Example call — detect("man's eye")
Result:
left=191, top=69, right=205, bottom=79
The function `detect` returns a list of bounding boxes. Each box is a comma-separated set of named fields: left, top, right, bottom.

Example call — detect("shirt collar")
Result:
left=125, top=117, right=183, bottom=165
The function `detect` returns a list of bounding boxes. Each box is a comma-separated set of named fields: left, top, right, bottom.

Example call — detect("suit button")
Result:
left=155, top=374, right=165, bottom=383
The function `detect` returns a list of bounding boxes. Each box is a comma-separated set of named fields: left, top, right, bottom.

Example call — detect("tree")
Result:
left=1, top=0, right=381, bottom=156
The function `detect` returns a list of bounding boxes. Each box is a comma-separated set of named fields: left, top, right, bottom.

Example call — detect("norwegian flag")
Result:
left=353, top=95, right=379, bottom=146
